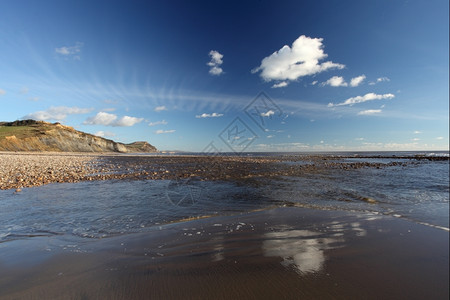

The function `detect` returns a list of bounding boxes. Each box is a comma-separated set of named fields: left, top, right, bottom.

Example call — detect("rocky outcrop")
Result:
left=0, top=120, right=158, bottom=153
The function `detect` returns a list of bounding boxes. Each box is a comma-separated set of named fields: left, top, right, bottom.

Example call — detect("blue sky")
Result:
left=0, top=0, right=448, bottom=152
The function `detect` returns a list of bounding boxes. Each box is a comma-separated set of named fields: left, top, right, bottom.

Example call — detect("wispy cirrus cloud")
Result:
left=83, top=112, right=143, bottom=127
left=207, top=50, right=224, bottom=75
left=252, top=35, right=345, bottom=87
left=148, top=120, right=168, bottom=126
left=328, top=93, right=395, bottom=107
left=195, top=112, right=224, bottom=118
left=155, top=129, right=175, bottom=134
left=357, top=109, right=382, bottom=115
left=55, top=42, right=83, bottom=60
left=23, top=106, right=93, bottom=121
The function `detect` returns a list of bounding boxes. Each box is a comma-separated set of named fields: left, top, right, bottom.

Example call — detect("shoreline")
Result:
left=0, top=206, right=448, bottom=299
left=2, top=151, right=447, bottom=190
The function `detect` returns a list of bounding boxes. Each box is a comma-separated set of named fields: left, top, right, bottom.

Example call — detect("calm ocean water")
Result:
left=0, top=152, right=448, bottom=244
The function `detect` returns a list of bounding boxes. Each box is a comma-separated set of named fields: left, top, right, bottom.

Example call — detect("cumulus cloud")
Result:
left=369, top=77, right=390, bottom=85
left=155, top=129, right=175, bottom=134
left=148, top=120, right=168, bottom=126
left=83, top=112, right=143, bottom=127
left=252, top=35, right=345, bottom=87
left=55, top=42, right=83, bottom=60
left=357, top=109, right=382, bottom=115
left=195, top=112, right=224, bottom=118
left=350, top=75, right=366, bottom=87
left=23, top=106, right=93, bottom=121
left=272, top=81, right=288, bottom=88
left=154, top=106, right=167, bottom=112
left=114, top=115, right=144, bottom=127
left=95, top=131, right=116, bottom=138
left=83, top=112, right=117, bottom=126
left=328, top=93, right=395, bottom=107
left=322, top=75, right=365, bottom=87
left=323, top=76, right=347, bottom=87
left=311, top=80, right=318, bottom=85
left=207, top=50, right=224, bottom=75
left=260, top=110, right=275, bottom=117
left=0, top=88, right=6, bottom=95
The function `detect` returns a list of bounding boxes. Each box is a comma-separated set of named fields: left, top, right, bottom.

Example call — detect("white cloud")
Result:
left=154, top=106, right=167, bottom=112
left=377, top=77, right=390, bottom=83
left=328, top=93, right=395, bottom=107
left=322, top=75, right=365, bottom=87
left=267, top=135, right=274, bottom=138
left=0, top=89, right=5, bottom=95
left=436, top=137, right=444, bottom=140
left=195, top=112, right=224, bottom=118
left=323, top=76, right=348, bottom=87
left=272, top=81, right=288, bottom=88
left=155, top=129, right=175, bottom=134
left=95, top=131, right=116, bottom=138
left=357, top=109, right=382, bottom=115
left=260, top=110, right=275, bottom=117
left=311, top=80, right=318, bottom=85
left=83, top=112, right=117, bottom=126
left=414, top=130, right=422, bottom=134
left=207, top=50, right=224, bottom=76
left=28, top=97, right=39, bottom=102
left=23, top=106, right=93, bottom=121
left=83, top=112, right=143, bottom=127
left=349, top=75, right=366, bottom=87
left=369, top=76, right=390, bottom=85
left=55, top=42, right=83, bottom=59
left=412, top=138, right=420, bottom=141
left=252, top=35, right=345, bottom=85
left=148, top=120, right=168, bottom=126
left=114, top=115, right=144, bottom=127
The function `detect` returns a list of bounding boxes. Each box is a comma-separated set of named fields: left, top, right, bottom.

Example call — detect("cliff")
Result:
left=0, top=120, right=158, bottom=153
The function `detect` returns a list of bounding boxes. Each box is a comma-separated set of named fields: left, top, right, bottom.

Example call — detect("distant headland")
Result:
left=0, top=119, right=157, bottom=153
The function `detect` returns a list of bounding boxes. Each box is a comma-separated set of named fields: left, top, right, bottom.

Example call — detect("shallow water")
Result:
left=0, top=154, right=448, bottom=244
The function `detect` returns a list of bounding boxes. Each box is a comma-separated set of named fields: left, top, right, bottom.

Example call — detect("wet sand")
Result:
left=0, top=207, right=448, bottom=299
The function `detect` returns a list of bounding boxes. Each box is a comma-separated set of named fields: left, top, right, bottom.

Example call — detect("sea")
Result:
left=0, top=151, right=448, bottom=245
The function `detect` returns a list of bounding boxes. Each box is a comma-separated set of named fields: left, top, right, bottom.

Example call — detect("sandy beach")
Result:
left=0, top=207, right=448, bottom=299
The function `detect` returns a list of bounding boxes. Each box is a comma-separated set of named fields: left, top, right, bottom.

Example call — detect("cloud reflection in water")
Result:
left=263, top=221, right=367, bottom=274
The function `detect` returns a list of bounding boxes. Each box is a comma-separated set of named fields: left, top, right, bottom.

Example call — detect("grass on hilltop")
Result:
left=0, top=125, right=48, bottom=140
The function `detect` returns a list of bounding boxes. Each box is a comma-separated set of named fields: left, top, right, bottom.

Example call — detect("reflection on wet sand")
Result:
left=262, top=220, right=368, bottom=273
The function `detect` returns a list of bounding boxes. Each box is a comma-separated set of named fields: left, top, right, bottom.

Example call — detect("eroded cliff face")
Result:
left=0, top=120, right=157, bottom=153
